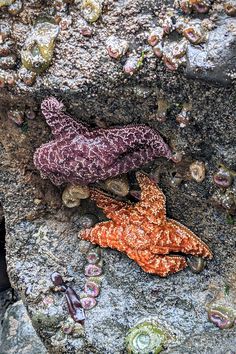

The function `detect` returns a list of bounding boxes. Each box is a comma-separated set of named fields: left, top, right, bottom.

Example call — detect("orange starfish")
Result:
left=79, top=172, right=213, bottom=276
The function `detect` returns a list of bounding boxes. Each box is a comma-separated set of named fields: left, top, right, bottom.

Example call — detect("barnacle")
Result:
left=183, top=24, right=206, bottom=44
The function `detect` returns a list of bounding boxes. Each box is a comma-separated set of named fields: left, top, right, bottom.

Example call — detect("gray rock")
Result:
left=0, top=300, right=48, bottom=354
left=186, top=17, right=236, bottom=86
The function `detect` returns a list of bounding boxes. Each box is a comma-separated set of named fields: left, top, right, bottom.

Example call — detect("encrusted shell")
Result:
left=125, top=321, right=166, bottom=354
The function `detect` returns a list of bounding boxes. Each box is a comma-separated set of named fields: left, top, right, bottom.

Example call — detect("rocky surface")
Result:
left=0, top=300, right=48, bottom=354
left=0, top=0, right=236, bottom=353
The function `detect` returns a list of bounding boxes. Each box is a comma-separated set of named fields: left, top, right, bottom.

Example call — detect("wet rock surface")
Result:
left=0, top=300, right=48, bottom=354
left=0, top=0, right=236, bottom=353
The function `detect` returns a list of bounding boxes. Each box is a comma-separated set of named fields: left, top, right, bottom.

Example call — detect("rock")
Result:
left=186, top=17, right=236, bottom=86
left=0, top=300, right=48, bottom=354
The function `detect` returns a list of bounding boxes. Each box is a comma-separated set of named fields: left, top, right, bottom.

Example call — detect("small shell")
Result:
left=8, top=0, right=23, bottom=15
left=172, top=39, right=188, bottom=59
left=81, top=0, right=102, bottom=23
left=0, top=24, right=11, bottom=43
left=179, top=0, right=193, bottom=14
left=85, top=264, right=102, bottom=277
left=0, top=71, right=5, bottom=87
left=21, top=21, right=60, bottom=74
left=80, top=296, right=97, bottom=309
left=147, top=27, right=164, bottom=47
left=104, top=175, right=129, bottom=197
left=189, top=161, right=206, bottom=182
left=25, top=108, right=36, bottom=120
left=62, top=184, right=90, bottom=208
left=0, top=54, right=17, bottom=70
left=170, top=172, right=183, bottom=187
left=18, top=67, right=36, bottom=86
left=187, top=256, right=206, bottom=273
left=171, top=151, right=183, bottom=164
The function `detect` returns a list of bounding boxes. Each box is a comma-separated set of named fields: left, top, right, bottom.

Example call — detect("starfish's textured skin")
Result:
left=33, top=97, right=172, bottom=185
left=80, top=173, right=213, bottom=277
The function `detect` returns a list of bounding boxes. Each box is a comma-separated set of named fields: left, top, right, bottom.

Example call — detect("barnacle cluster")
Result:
left=6, top=104, right=38, bottom=127
left=211, top=165, right=236, bottom=215
left=148, top=11, right=209, bottom=71
left=0, top=23, right=18, bottom=87
left=7, top=109, right=25, bottom=125
left=176, top=0, right=212, bottom=14
left=21, top=21, right=60, bottom=74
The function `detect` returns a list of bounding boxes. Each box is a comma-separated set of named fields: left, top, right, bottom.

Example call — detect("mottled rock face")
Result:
left=0, top=300, right=47, bottom=354
left=0, top=0, right=236, bottom=353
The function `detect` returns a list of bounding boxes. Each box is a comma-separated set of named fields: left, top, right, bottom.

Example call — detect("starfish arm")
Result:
left=41, top=97, right=89, bottom=138
left=138, top=253, right=187, bottom=277
left=89, top=189, right=128, bottom=219
left=160, top=218, right=213, bottom=259
left=79, top=221, right=127, bottom=252
left=130, top=172, right=166, bottom=222
left=94, top=148, right=168, bottom=185
left=93, top=125, right=172, bottom=159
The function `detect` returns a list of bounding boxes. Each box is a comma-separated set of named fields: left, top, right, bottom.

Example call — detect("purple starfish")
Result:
left=33, top=97, right=173, bottom=185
